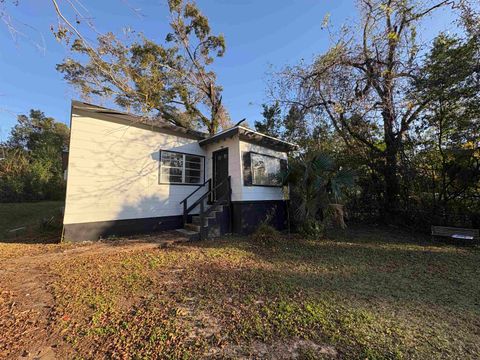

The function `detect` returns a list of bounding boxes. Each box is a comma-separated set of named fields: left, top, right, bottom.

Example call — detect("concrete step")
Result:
left=175, top=228, right=199, bottom=241
left=185, top=223, right=201, bottom=232
left=192, top=214, right=217, bottom=225
left=211, top=204, right=227, bottom=212
left=183, top=201, right=230, bottom=241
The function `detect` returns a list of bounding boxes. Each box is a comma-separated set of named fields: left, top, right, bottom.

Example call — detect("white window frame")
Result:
left=159, top=150, right=204, bottom=185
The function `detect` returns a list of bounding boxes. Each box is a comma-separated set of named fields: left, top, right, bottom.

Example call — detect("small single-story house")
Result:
left=63, top=101, right=296, bottom=241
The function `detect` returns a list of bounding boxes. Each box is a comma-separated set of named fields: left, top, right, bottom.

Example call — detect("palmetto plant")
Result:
left=283, top=152, right=355, bottom=234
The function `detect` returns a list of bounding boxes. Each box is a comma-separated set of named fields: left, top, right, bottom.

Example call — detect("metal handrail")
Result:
left=179, top=178, right=211, bottom=205
left=186, top=176, right=229, bottom=213
left=182, top=176, right=231, bottom=227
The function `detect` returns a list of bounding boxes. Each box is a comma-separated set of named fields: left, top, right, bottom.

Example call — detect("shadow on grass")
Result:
left=168, top=251, right=480, bottom=358
left=179, top=229, right=480, bottom=314
left=0, top=228, right=62, bottom=244
left=0, top=201, right=65, bottom=244
left=186, top=259, right=480, bottom=314
left=97, top=231, right=189, bottom=247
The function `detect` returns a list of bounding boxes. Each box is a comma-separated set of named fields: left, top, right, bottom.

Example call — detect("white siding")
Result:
left=204, top=135, right=242, bottom=201
left=239, top=141, right=287, bottom=201
left=64, top=111, right=208, bottom=224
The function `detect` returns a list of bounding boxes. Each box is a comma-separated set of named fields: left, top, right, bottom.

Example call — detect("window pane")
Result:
left=162, top=167, right=182, bottom=176
left=159, top=151, right=203, bottom=184
left=185, top=161, right=201, bottom=170
left=162, top=159, right=183, bottom=167
left=185, top=168, right=200, bottom=176
left=166, top=175, right=183, bottom=183
left=161, top=172, right=183, bottom=183
left=185, top=155, right=201, bottom=163
left=162, top=152, right=183, bottom=167
left=185, top=155, right=202, bottom=170
left=185, top=176, right=201, bottom=184
left=160, top=151, right=184, bottom=183
left=161, top=167, right=183, bottom=183
left=185, top=167, right=201, bottom=184
left=186, top=156, right=202, bottom=184
left=251, top=153, right=281, bottom=186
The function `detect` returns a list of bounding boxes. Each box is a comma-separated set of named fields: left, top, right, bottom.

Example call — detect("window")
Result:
left=251, top=153, right=282, bottom=186
left=159, top=151, right=204, bottom=184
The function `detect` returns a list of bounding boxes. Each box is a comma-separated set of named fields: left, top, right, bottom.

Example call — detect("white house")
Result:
left=63, top=101, right=296, bottom=241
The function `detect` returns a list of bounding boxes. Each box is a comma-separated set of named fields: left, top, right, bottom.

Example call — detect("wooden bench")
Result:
left=431, top=226, right=479, bottom=244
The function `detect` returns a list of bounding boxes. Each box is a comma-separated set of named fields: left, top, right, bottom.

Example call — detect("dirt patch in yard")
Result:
left=217, top=339, right=338, bottom=359
left=0, top=232, right=189, bottom=359
left=0, top=244, right=65, bottom=359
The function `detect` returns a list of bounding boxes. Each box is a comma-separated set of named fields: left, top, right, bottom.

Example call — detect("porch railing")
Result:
left=179, top=176, right=232, bottom=229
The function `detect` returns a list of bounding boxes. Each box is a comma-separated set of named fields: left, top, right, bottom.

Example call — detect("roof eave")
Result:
left=71, top=100, right=208, bottom=140
left=237, top=126, right=298, bottom=152
left=198, top=127, right=239, bottom=147
left=198, top=125, right=298, bottom=152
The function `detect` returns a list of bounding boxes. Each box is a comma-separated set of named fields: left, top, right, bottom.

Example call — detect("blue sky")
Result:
left=0, top=0, right=457, bottom=140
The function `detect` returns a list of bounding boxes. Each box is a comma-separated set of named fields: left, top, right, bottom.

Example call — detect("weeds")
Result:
left=3, top=226, right=479, bottom=359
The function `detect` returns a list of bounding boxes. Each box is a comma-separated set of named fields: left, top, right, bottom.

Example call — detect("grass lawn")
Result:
left=0, top=201, right=64, bottom=241
left=1, top=227, right=479, bottom=359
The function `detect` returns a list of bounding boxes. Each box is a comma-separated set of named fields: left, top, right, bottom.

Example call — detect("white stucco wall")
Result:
left=64, top=111, right=289, bottom=225
left=63, top=110, right=208, bottom=225
left=203, top=135, right=242, bottom=202
left=202, top=136, right=288, bottom=202
left=239, top=140, right=288, bottom=201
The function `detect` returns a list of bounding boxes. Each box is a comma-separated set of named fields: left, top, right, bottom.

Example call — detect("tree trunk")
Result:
left=384, top=143, right=400, bottom=220
left=383, top=111, right=400, bottom=222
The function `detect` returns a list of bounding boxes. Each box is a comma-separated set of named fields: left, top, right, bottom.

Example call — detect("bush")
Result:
left=298, top=219, right=325, bottom=240
left=251, top=222, right=281, bottom=246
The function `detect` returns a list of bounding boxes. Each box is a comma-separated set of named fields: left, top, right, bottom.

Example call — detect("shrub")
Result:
left=251, top=222, right=281, bottom=246
left=283, top=151, right=353, bottom=237
left=299, top=219, right=325, bottom=240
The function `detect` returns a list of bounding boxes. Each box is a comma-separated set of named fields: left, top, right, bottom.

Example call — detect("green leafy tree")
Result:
left=0, top=110, right=69, bottom=202
left=282, top=104, right=307, bottom=143
left=254, top=102, right=281, bottom=137
left=412, top=33, right=480, bottom=223
left=56, top=0, right=228, bottom=134
left=8, top=110, right=69, bottom=151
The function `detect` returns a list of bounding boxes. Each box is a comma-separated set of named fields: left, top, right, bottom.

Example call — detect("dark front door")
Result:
left=213, top=148, right=229, bottom=201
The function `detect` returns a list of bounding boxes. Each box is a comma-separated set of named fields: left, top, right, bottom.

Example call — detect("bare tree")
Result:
left=272, top=0, right=458, bottom=219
